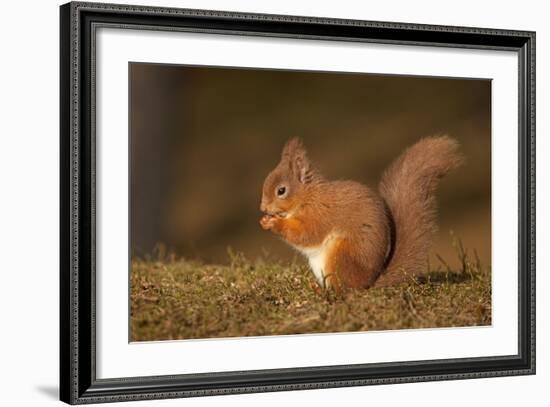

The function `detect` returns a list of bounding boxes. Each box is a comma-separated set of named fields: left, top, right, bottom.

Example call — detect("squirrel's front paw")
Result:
left=260, top=214, right=277, bottom=230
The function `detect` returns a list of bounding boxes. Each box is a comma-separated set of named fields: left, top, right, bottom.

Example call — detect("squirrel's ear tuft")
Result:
left=281, top=138, right=314, bottom=184
left=281, top=138, right=304, bottom=160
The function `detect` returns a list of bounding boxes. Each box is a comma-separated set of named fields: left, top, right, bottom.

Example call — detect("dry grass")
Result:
left=130, top=240, right=491, bottom=342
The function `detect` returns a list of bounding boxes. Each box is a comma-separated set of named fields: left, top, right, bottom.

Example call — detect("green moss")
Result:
left=130, top=244, right=491, bottom=341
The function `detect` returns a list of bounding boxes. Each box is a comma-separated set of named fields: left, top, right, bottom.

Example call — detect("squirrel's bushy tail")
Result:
left=375, top=136, right=463, bottom=287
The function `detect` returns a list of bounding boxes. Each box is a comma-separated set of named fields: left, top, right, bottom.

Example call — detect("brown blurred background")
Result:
left=130, top=63, right=491, bottom=269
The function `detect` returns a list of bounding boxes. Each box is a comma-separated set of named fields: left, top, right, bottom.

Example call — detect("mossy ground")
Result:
left=130, top=240, right=491, bottom=341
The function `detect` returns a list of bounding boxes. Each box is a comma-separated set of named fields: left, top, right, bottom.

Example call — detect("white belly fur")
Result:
left=296, top=234, right=338, bottom=287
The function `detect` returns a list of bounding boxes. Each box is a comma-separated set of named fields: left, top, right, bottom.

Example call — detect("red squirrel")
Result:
left=260, top=136, right=463, bottom=291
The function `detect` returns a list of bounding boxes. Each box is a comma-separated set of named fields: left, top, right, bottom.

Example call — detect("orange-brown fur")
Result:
left=260, top=136, right=462, bottom=290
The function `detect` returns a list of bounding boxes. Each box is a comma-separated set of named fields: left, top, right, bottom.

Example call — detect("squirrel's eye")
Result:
left=277, top=186, right=286, bottom=197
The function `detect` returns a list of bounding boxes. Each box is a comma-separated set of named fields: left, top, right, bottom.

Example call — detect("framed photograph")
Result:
left=60, top=1, right=535, bottom=404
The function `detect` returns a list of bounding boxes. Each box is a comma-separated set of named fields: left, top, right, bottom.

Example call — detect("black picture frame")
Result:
left=60, top=1, right=536, bottom=404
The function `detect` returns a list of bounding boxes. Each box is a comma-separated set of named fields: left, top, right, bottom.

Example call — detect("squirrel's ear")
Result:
left=281, top=138, right=314, bottom=184
left=294, top=155, right=313, bottom=184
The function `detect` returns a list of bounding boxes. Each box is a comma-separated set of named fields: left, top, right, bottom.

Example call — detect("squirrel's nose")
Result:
left=260, top=201, right=267, bottom=213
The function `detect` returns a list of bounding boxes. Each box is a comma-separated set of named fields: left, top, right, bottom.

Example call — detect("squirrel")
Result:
left=259, top=136, right=463, bottom=291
